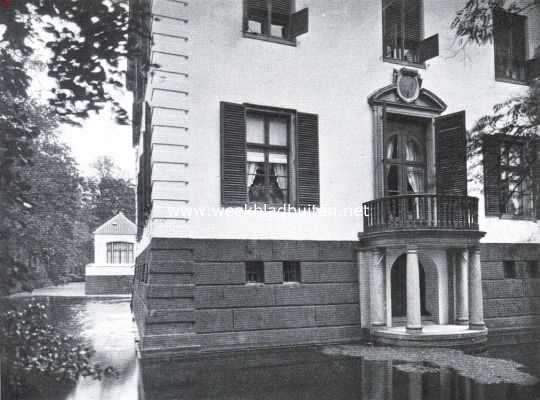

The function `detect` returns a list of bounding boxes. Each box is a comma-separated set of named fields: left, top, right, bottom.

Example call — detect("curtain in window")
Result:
left=386, top=136, right=397, bottom=159
left=269, top=153, right=288, bottom=204
left=407, top=167, right=424, bottom=193
left=405, top=138, right=421, bottom=161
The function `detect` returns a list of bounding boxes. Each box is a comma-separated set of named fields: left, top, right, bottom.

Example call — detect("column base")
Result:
left=406, top=326, right=423, bottom=334
left=456, top=318, right=469, bottom=325
left=469, top=322, right=486, bottom=330
left=371, top=322, right=386, bottom=328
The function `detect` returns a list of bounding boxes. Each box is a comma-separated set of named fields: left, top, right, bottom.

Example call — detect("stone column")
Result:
left=406, top=246, right=422, bottom=333
left=455, top=249, right=469, bottom=325
left=357, top=250, right=371, bottom=329
left=468, top=246, right=485, bottom=330
left=408, top=372, right=423, bottom=400
left=370, top=248, right=386, bottom=327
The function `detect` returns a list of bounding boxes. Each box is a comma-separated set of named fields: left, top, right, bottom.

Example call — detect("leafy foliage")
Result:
left=87, top=156, right=136, bottom=226
left=0, top=302, right=117, bottom=398
left=468, top=80, right=540, bottom=158
left=0, top=0, right=130, bottom=123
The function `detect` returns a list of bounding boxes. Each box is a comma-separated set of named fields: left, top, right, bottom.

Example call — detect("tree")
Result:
left=451, top=0, right=539, bottom=155
left=0, top=0, right=150, bottom=195
left=87, top=156, right=136, bottom=229
left=0, top=129, right=91, bottom=294
left=451, top=0, right=540, bottom=210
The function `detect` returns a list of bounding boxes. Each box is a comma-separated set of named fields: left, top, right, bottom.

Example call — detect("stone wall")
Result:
left=85, top=275, right=133, bottom=295
left=481, top=243, right=540, bottom=345
left=133, top=238, right=361, bottom=358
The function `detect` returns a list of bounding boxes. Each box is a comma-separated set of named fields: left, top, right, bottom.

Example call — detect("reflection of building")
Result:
left=128, top=0, right=540, bottom=358
left=85, top=212, right=136, bottom=295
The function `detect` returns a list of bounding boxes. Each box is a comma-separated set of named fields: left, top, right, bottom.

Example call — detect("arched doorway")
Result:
left=391, top=254, right=430, bottom=318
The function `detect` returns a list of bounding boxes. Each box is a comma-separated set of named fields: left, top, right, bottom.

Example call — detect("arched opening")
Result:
left=391, top=254, right=430, bottom=318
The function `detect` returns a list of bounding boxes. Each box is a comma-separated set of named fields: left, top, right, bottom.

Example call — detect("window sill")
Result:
left=245, top=282, right=265, bottom=287
left=495, top=77, right=529, bottom=86
left=383, top=57, right=426, bottom=70
left=500, top=213, right=537, bottom=221
left=243, top=32, right=297, bottom=47
left=283, top=281, right=300, bottom=286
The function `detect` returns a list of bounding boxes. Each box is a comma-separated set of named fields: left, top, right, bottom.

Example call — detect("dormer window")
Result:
left=382, top=0, right=439, bottom=66
left=243, top=0, right=309, bottom=45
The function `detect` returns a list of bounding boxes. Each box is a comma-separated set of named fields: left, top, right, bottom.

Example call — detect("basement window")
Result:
left=527, top=260, right=539, bottom=278
left=246, top=261, right=265, bottom=283
left=283, top=261, right=301, bottom=283
left=503, top=260, right=517, bottom=279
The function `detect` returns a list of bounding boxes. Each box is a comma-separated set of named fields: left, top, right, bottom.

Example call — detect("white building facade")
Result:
left=128, top=0, right=540, bottom=358
left=85, top=212, right=137, bottom=295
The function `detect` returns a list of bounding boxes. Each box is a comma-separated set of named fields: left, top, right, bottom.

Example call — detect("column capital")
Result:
left=406, top=245, right=418, bottom=253
left=468, top=245, right=481, bottom=254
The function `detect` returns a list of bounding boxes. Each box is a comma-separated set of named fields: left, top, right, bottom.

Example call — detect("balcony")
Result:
left=363, top=194, right=479, bottom=233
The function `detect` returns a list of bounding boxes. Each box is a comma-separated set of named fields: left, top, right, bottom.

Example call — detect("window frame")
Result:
left=245, top=105, right=295, bottom=208
left=498, top=138, right=535, bottom=219
left=243, top=0, right=297, bottom=46
left=283, top=261, right=301, bottom=283
left=503, top=260, right=517, bottom=279
left=245, top=261, right=265, bottom=284
left=382, top=0, right=426, bottom=68
left=527, top=260, right=539, bottom=279
left=106, top=241, right=134, bottom=264
left=383, top=116, right=428, bottom=196
left=493, top=8, right=529, bottom=85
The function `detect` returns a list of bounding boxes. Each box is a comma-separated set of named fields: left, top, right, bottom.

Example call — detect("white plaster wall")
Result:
left=139, top=0, right=540, bottom=247
left=94, top=234, right=136, bottom=265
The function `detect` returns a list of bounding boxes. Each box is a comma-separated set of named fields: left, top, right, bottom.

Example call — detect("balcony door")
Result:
left=384, top=115, right=427, bottom=196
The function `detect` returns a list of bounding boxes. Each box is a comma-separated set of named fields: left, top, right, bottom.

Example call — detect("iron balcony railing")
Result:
left=363, top=194, right=479, bottom=233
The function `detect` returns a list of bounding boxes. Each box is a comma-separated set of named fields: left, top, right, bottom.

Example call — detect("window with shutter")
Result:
left=382, top=0, right=438, bottom=65
left=243, top=0, right=309, bottom=44
left=435, top=111, right=467, bottom=196
left=482, top=135, right=537, bottom=219
left=221, top=102, right=320, bottom=209
left=493, top=8, right=528, bottom=83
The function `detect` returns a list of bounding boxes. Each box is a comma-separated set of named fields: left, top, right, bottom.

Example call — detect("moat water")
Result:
left=5, top=297, right=540, bottom=400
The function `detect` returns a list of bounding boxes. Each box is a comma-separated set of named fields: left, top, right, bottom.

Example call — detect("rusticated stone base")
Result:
left=85, top=275, right=133, bottom=295
left=132, top=238, right=362, bottom=359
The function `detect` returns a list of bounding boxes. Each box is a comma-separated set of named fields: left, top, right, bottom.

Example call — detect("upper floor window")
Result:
left=243, top=0, right=309, bottom=44
left=493, top=7, right=540, bottom=84
left=483, top=135, right=539, bottom=219
left=221, top=102, right=320, bottom=209
left=106, top=242, right=134, bottom=264
left=384, top=115, right=427, bottom=196
left=499, top=140, right=535, bottom=217
left=382, top=0, right=438, bottom=66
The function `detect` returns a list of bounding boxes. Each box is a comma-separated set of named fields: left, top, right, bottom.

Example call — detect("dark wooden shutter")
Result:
left=271, top=0, right=290, bottom=15
left=143, top=102, right=153, bottom=218
left=296, top=112, right=320, bottom=207
left=482, top=134, right=501, bottom=216
left=419, top=34, right=439, bottom=63
left=531, top=139, right=540, bottom=219
left=137, top=159, right=144, bottom=238
left=526, top=57, right=540, bottom=82
left=435, top=111, right=467, bottom=196
left=290, top=8, right=309, bottom=38
left=247, top=0, right=267, bottom=10
left=221, top=102, right=247, bottom=206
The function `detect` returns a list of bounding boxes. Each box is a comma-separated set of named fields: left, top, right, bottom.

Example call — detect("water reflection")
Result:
left=9, top=298, right=540, bottom=400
